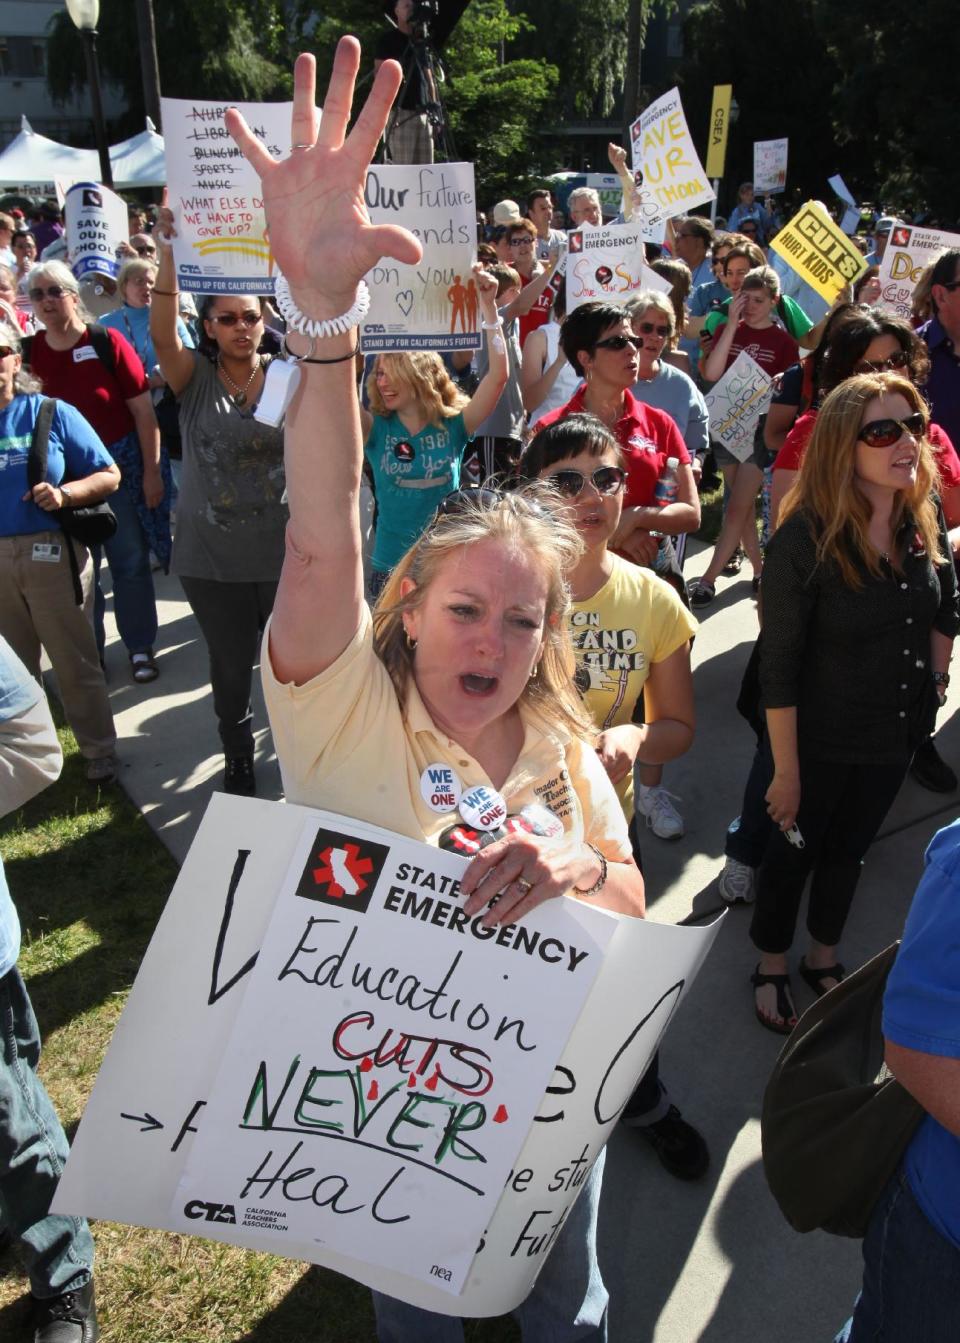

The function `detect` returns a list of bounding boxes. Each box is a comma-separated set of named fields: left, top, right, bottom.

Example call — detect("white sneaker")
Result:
left=718, top=856, right=755, bottom=905
left=636, top=787, right=685, bottom=840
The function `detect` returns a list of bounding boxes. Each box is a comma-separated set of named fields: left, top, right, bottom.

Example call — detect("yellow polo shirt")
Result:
left=262, top=606, right=632, bottom=863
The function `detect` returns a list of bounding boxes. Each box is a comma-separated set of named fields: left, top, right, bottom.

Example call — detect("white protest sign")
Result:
left=704, top=351, right=773, bottom=462
left=174, top=811, right=613, bottom=1292
left=635, top=88, right=714, bottom=218
left=64, top=181, right=128, bottom=281
left=828, top=176, right=860, bottom=235
left=54, top=794, right=721, bottom=1315
left=565, top=223, right=666, bottom=313
left=877, top=222, right=960, bottom=321
left=362, top=163, right=479, bottom=353
left=161, top=97, right=293, bottom=294
left=753, top=138, right=788, bottom=194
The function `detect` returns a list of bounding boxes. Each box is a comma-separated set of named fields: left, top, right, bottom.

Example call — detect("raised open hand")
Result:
left=225, top=40, right=423, bottom=322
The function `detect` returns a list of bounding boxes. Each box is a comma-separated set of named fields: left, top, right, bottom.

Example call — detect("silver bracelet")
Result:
left=573, top=843, right=607, bottom=897
left=274, top=270, right=371, bottom=339
left=480, top=317, right=502, bottom=330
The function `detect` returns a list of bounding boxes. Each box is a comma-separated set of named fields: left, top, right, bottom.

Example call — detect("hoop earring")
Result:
left=529, top=662, right=540, bottom=680
left=406, top=632, right=417, bottom=651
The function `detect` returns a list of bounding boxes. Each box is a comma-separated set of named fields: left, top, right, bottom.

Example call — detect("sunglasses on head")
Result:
left=635, top=321, right=671, bottom=338
left=545, top=466, right=627, bottom=499
left=857, top=412, right=925, bottom=448
left=593, top=334, right=642, bottom=353
left=28, top=285, right=67, bottom=301
left=209, top=310, right=261, bottom=327
left=433, top=486, right=551, bottom=524
left=854, top=349, right=909, bottom=375
left=0, top=345, right=17, bottom=360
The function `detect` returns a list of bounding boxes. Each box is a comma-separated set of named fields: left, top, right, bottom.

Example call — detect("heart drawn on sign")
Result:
left=396, top=289, right=414, bottom=316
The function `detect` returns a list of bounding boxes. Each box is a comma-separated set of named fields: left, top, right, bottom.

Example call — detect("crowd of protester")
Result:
left=1, top=35, right=959, bottom=1343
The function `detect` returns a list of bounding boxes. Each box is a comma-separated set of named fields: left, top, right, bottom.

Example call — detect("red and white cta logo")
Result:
left=295, top=827, right=390, bottom=913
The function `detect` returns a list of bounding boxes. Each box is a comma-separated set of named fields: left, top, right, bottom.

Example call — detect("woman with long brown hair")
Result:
left=749, top=373, right=958, bottom=1032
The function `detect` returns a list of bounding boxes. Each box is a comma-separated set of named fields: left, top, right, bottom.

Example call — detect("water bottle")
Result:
left=653, top=456, right=680, bottom=507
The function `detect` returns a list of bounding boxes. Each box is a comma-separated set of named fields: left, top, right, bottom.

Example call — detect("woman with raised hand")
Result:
left=149, top=205, right=287, bottom=796
left=228, top=38, right=644, bottom=1342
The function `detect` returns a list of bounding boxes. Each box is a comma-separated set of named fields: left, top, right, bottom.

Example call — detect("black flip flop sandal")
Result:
left=798, top=957, right=845, bottom=998
left=751, top=965, right=798, bottom=1035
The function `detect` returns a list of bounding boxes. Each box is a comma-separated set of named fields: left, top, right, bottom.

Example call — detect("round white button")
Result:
left=419, top=763, right=462, bottom=813
left=459, top=784, right=507, bottom=831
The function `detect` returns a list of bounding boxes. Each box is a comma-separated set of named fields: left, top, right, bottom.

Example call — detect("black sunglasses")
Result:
left=434, top=486, right=551, bottom=523
left=857, top=412, right=925, bottom=448
left=545, top=466, right=627, bottom=499
left=210, top=310, right=261, bottom=327
left=635, top=321, right=671, bottom=338
left=593, top=335, right=642, bottom=353
left=28, top=284, right=67, bottom=301
left=0, top=345, right=17, bottom=359
left=854, top=350, right=910, bottom=375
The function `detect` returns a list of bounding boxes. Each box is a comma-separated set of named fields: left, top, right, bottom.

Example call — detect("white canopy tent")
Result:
left=0, top=116, right=99, bottom=192
left=0, top=116, right=167, bottom=194
left=109, top=117, right=166, bottom=190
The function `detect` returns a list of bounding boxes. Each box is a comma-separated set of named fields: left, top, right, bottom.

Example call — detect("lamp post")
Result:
left=65, top=0, right=113, bottom=187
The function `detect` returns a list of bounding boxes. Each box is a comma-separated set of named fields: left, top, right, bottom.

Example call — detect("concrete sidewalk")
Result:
left=99, top=547, right=959, bottom=1342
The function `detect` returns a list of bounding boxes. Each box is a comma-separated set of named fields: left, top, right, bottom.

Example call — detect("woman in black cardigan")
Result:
left=750, top=372, right=958, bottom=1032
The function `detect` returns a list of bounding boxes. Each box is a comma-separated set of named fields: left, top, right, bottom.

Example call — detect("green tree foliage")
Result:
left=678, top=0, right=957, bottom=222
left=512, top=0, right=629, bottom=119
left=45, top=0, right=291, bottom=133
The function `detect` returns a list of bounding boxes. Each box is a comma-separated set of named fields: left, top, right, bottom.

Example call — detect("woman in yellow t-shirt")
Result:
left=228, top=40, right=645, bottom=1343
left=523, top=412, right=707, bottom=1181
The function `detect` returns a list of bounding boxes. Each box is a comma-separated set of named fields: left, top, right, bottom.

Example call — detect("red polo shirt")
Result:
left=28, top=326, right=148, bottom=448
left=536, top=385, right=690, bottom=507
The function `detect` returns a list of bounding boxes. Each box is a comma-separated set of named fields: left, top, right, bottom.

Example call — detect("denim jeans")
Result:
left=0, top=967, right=94, bottom=1298
left=91, top=476, right=158, bottom=657
left=371, top=1148, right=608, bottom=1342
left=838, top=1166, right=960, bottom=1340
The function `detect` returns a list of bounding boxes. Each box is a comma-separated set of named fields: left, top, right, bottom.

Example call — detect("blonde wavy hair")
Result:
left=780, top=372, right=944, bottom=588
left=372, top=483, right=595, bottom=741
left=366, top=352, right=468, bottom=428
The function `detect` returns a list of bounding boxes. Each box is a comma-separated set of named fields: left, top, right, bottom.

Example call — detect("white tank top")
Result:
left=528, top=322, right=581, bottom=427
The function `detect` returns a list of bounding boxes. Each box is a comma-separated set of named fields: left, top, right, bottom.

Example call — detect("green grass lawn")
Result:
left=0, top=715, right=517, bottom=1342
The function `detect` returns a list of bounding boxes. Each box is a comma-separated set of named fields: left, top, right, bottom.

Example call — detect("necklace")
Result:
left=217, top=356, right=261, bottom=408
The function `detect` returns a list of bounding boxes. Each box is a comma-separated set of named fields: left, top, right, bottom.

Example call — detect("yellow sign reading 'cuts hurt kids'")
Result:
left=770, top=200, right=866, bottom=302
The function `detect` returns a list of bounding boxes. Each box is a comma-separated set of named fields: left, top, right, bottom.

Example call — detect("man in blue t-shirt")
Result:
left=839, top=820, right=960, bottom=1340
left=0, top=634, right=99, bottom=1340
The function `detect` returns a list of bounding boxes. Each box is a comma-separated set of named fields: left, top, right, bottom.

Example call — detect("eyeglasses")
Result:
left=28, top=285, right=68, bottom=301
left=509, top=237, right=534, bottom=247
left=0, top=345, right=16, bottom=359
left=593, top=335, right=642, bottom=352
left=209, top=310, right=261, bottom=327
left=857, top=412, right=925, bottom=448
left=545, top=466, right=627, bottom=498
left=434, top=486, right=551, bottom=524
left=635, top=321, right=671, bottom=338
left=854, top=349, right=910, bottom=375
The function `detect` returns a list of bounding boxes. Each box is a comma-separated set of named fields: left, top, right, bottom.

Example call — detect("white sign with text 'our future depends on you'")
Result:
left=52, top=794, right=722, bottom=1315
left=704, top=351, right=774, bottom=462
left=877, top=223, right=960, bottom=321
left=65, top=182, right=128, bottom=281
left=161, top=97, right=293, bottom=294
left=565, top=222, right=670, bottom=313
left=634, top=88, right=714, bottom=219
left=362, top=162, right=480, bottom=353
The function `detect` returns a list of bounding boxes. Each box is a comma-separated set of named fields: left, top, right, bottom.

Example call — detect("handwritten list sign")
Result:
left=362, top=162, right=480, bottom=352
left=161, top=97, right=294, bottom=294
left=53, top=795, right=721, bottom=1313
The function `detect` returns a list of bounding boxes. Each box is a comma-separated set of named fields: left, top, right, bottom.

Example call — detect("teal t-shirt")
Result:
left=364, top=411, right=467, bottom=572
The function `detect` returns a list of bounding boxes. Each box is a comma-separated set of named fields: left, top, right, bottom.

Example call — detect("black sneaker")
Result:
left=224, top=755, right=256, bottom=796
left=32, top=1279, right=98, bottom=1343
left=630, top=1104, right=710, bottom=1181
left=910, top=737, right=957, bottom=793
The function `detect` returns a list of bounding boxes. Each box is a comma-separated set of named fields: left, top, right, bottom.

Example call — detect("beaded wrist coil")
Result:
left=574, top=843, right=608, bottom=896
left=274, top=271, right=371, bottom=339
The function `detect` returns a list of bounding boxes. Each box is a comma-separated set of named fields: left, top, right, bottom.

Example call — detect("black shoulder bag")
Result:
left=27, top=398, right=118, bottom=606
